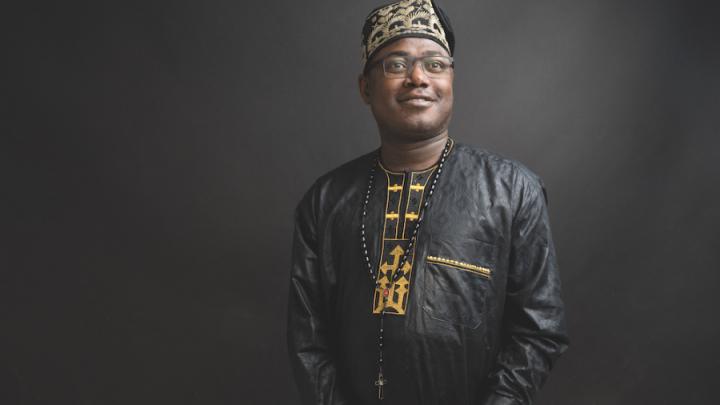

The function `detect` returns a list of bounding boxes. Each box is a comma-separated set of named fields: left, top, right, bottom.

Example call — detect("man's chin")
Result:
left=375, top=112, right=450, bottom=141
left=389, top=125, right=447, bottom=142
left=401, top=118, right=447, bottom=137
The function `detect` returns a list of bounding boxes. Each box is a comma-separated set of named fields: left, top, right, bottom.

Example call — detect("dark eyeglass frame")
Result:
left=365, top=55, right=455, bottom=78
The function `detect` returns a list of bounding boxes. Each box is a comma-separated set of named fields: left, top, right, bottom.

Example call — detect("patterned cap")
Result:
left=361, top=0, right=455, bottom=68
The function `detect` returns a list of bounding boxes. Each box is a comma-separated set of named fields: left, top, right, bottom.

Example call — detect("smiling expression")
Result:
left=359, top=37, right=454, bottom=143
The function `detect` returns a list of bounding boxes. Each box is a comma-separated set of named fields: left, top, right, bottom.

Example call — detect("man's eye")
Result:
left=425, top=60, right=446, bottom=72
left=385, top=60, right=407, bottom=71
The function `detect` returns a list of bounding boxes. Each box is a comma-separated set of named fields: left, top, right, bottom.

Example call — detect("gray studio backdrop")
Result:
left=4, top=0, right=719, bottom=404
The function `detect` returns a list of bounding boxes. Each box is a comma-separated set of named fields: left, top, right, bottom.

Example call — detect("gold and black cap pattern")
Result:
left=361, top=0, right=455, bottom=69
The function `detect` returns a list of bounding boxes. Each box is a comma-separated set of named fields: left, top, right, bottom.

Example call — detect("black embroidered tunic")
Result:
left=287, top=141, right=569, bottom=405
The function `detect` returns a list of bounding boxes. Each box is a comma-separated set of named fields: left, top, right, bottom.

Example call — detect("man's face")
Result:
left=359, top=37, right=454, bottom=142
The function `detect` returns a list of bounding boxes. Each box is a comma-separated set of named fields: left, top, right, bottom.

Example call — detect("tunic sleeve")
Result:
left=480, top=169, right=570, bottom=404
left=287, top=185, right=353, bottom=405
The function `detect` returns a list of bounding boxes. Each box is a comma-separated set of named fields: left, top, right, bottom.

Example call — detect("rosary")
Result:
left=359, top=137, right=452, bottom=400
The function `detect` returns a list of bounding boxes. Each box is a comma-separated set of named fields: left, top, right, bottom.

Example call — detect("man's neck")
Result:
left=379, top=132, right=449, bottom=172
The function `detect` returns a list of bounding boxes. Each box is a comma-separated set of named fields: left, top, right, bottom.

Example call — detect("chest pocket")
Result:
left=422, top=238, right=498, bottom=329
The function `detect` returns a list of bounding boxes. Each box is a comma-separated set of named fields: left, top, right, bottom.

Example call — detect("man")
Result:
left=287, top=1, right=569, bottom=404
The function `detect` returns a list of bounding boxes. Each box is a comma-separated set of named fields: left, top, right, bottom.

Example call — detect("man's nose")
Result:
left=405, top=61, right=429, bottom=86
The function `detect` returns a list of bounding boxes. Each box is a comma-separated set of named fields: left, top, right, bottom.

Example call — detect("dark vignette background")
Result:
left=3, top=0, right=719, bottom=404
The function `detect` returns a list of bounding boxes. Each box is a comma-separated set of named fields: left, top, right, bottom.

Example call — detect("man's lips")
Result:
left=397, top=93, right=436, bottom=102
left=397, top=93, right=436, bottom=107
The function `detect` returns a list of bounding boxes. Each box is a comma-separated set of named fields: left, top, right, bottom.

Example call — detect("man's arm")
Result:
left=287, top=187, right=352, bottom=405
left=481, top=171, right=570, bottom=405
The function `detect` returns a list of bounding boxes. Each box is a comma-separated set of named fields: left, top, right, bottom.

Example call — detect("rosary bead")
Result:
left=360, top=139, right=450, bottom=395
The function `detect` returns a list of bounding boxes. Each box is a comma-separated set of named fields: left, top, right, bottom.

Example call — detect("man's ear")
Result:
left=358, top=74, right=371, bottom=105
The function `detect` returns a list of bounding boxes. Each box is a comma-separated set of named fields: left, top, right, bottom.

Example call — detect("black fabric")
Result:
left=287, top=141, right=569, bottom=405
left=432, top=0, right=455, bottom=54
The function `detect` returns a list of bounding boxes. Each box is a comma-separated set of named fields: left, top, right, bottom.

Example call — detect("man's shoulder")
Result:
left=453, top=141, right=548, bottom=209
left=295, top=149, right=376, bottom=212
left=315, top=149, right=377, bottom=186
left=452, top=141, right=542, bottom=185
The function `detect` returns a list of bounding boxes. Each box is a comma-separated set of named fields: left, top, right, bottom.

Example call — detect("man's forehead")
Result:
left=373, top=38, right=449, bottom=60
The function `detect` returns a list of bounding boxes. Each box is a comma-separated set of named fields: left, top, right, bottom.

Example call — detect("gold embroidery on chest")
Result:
left=372, top=167, right=436, bottom=315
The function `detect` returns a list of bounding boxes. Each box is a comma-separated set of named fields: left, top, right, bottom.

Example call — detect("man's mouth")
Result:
left=398, top=94, right=436, bottom=107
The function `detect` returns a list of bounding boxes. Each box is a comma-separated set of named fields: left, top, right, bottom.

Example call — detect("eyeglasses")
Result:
left=368, top=55, right=455, bottom=79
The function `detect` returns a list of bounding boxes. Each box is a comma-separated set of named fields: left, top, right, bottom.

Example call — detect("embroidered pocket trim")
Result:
left=426, top=255, right=492, bottom=279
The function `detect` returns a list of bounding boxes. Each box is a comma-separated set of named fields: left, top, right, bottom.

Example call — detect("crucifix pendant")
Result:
left=374, top=371, right=388, bottom=400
